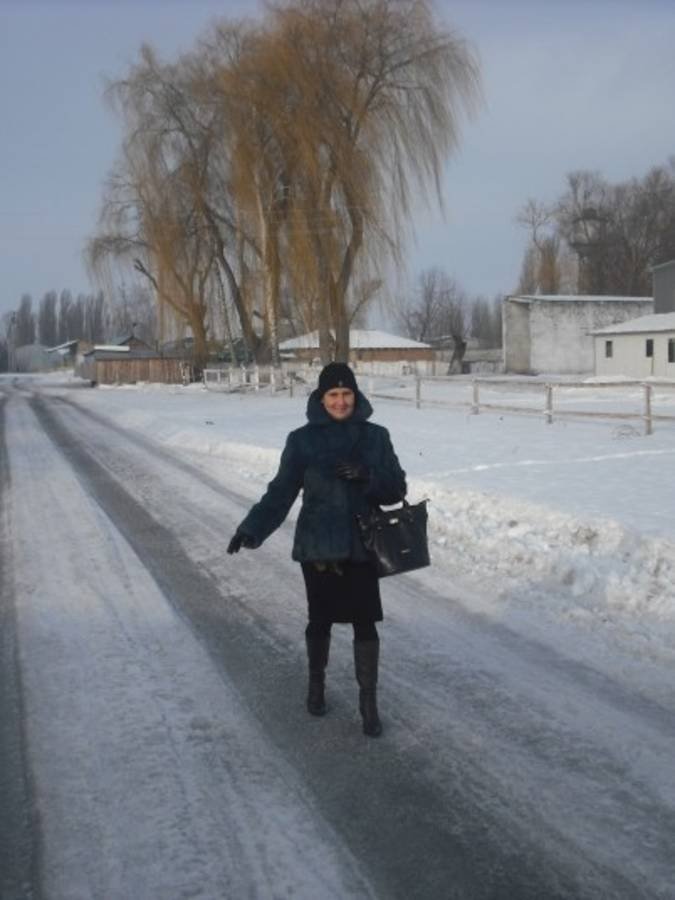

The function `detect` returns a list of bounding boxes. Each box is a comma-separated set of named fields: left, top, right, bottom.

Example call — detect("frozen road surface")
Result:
left=1, top=381, right=674, bottom=900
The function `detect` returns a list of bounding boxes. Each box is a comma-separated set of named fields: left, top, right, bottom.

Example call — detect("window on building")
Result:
left=646, top=338, right=654, bottom=358
left=605, top=340, right=613, bottom=358
left=669, top=338, right=675, bottom=364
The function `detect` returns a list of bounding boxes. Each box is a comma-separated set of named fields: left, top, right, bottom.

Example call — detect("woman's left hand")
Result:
left=335, top=461, right=369, bottom=483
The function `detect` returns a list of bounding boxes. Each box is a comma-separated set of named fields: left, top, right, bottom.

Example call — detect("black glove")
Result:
left=335, top=461, right=369, bottom=483
left=227, top=531, right=257, bottom=554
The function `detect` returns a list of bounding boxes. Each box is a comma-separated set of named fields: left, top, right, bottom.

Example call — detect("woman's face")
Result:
left=322, top=387, right=356, bottom=421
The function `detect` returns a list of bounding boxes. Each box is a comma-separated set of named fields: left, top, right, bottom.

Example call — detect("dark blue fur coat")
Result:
left=237, top=389, right=407, bottom=562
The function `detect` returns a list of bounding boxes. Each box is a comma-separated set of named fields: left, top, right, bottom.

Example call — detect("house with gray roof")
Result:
left=279, top=329, right=434, bottom=373
left=592, top=312, right=675, bottom=379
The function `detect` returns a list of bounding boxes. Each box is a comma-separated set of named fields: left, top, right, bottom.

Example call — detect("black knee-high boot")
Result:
left=354, top=639, right=382, bottom=737
left=305, top=635, right=330, bottom=716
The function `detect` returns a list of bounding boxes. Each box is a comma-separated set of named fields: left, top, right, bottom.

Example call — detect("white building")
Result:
left=279, top=329, right=435, bottom=374
left=592, top=312, right=675, bottom=379
left=653, top=259, right=675, bottom=313
left=503, top=295, right=653, bottom=375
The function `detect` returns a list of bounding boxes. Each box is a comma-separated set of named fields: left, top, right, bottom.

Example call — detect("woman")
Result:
left=227, top=362, right=407, bottom=737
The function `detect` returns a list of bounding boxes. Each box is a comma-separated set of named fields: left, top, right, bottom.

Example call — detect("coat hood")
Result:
left=306, top=388, right=373, bottom=425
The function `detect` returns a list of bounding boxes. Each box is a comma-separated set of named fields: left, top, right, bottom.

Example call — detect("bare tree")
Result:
left=38, top=290, right=58, bottom=347
left=68, top=296, right=85, bottom=340
left=2, top=312, right=16, bottom=371
left=105, top=282, right=157, bottom=342
left=57, top=291, right=72, bottom=343
left=83, top=291, right=107, bottom=343
left=15, top=294, right=36, bottom=346
left=87, top=47, right=221, bottom=369
left=264, top=0, right=480, bottom=361
left=87, top=1, right=480, bottom=367
left=397, top=267, right=469, bottom=370
left=515, top=199, right=564, bottom=294
left=470, top=294, right=502, bottom=347
left=517, top=160, right=675, bottom=296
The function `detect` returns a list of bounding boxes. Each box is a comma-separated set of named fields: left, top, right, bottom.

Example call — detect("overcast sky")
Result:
left=1, top=0, right=674, bottom=321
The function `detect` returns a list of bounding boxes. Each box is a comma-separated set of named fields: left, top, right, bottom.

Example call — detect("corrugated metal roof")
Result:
left=592, top=312, right=675, bottom=335
left=508, top=294, right=653, bottom=305
left=47, top=340, right=79, bottom=352
left=279, top=329, right=431, bottom=350
left=651, top=259, right=675, bottom=272
left=92, top=344, right=131, bottom=353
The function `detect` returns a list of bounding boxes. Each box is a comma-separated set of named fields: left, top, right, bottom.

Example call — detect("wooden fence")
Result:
left=204, top=367, right=675, bottom=435
left=203, top=365, right=292, bottom=392
left=368, top=376, right=675, bottom=435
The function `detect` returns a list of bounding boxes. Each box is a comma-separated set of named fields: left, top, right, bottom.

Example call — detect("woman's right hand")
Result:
left=227, top=530, right=257, bottom=554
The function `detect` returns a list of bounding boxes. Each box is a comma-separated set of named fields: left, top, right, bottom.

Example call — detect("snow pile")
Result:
left=421, top=481, right=675, bottom=630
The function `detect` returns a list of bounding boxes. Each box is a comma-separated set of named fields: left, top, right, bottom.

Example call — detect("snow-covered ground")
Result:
left=37, top=370, right=675, bottom=679
left=5, top=370, right=675, bottom=898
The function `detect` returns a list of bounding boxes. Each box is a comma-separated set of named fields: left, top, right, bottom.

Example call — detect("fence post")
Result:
left=240, top=364, right=246, bottom=387
left=253, top=366, right=260, bottom=391
left=545, top=384, right=553, bottom=424
left=644, top=383, right=653, bottom=436
left=471, top=380, right=480, bottom=415
left=415, top=375, right=422, bottom=409
left=289, top=373, right=294, bottom=398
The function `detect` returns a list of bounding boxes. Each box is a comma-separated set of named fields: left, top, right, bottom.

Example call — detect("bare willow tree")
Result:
left=87, top=0, right=480, bottom=367
left=87, top=47, right=219, bottom=369
left=184, top=26, right=267, bottom=363
left=212, top=25, right=300, bottom=366
left=263, top=0, right=481, bottom=361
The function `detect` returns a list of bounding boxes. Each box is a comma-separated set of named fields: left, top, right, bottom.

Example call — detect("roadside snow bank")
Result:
left=169, top=431, right=675, bottom=641
left=419, top=481, right=675, bottom=631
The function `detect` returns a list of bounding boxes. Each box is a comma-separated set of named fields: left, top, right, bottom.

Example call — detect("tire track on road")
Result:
left=0, top=396, right=42, bottom=900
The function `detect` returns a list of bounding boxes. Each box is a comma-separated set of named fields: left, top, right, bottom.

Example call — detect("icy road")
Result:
left=1, top=381, right=674, bottom=900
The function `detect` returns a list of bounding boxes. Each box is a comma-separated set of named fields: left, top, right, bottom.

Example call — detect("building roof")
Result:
left=592, top=312, right=675, bottom=335
left=279, top=329, right=431, bottom=350
left=47, top=339, right=79, bottom=353
left=651, top=259, right=675, bottom=272
left=508, top=294, right=653, bottom=305
left=87, top=344, right=131, bottom=354
left=84, top=345, right=194, bottom=361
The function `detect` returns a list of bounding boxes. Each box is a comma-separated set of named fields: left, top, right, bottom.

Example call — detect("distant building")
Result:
left=13, top=344, right=51, bottom=372
left=47, top=339, right=93, bottom=367
left=279, top=329, right=434, bottom=373
left=592, top=312, right=675, bottom=379
left=77, top=333, right=192, bottom=385
left=503, top=294, right=653, bottom=375
left=652, top=260, right=675, bottom=314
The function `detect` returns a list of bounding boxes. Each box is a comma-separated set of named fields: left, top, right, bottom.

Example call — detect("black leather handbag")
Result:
left=357, top=500, right=430, bottom=578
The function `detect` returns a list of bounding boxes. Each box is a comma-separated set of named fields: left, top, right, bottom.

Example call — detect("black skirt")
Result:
left=301, top=561, right=382, bottom=624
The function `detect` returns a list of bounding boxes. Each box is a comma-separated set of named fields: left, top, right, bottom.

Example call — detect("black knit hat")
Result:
left=317, top=362, right=358, bottom=397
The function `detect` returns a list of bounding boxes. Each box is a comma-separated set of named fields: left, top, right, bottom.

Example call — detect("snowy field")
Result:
left=35, top=370, right=675, bottom=680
